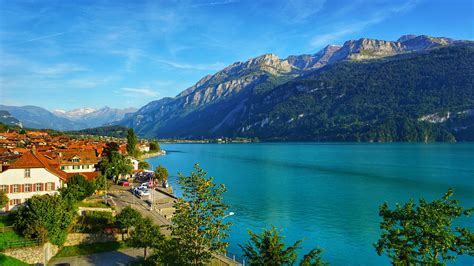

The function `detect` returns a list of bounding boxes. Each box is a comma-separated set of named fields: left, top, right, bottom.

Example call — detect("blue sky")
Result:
left=0, top=0, right=473, bottom=111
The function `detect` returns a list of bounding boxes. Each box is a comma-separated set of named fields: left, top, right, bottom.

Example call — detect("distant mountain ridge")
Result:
left=0, top=105, right=136, bottom=131
left=0, top=110, right=22, bottom=128
left=117, top=34, right=474, bottom=141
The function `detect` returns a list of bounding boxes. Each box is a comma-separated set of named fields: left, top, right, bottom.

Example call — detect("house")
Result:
left=0, top=150, right=67, bottom=211
left=58, top=149, right=98, bottom=173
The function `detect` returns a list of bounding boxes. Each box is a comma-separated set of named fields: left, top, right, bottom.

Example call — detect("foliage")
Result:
left=154, top=165, right=169, bottom=182
left=138, top=161, right=151, bottom=170
left=13, top=194, right=75, bottom=246
left=75, top=211, right=115, bottom=233
left=100, top=151, right=133, bottom=183
left=157, top=164, right=231, bottom=265
left=67, top=125, right=130, bottom=138
left=375, top=189, right=473, bottom=265
left=60, top=174, right=96, bottom=202
left=103, top=142, right=120, bottom=157
left=127, top=217, right=163, bottom=259
left=115, top=206, right=142, bottom=238
left=149, top=140, right=160, bottom=151
left=127, top=128, right=138, bottom=156
left=54, top=241, right=129, bottom=258
left=94, top=175, right=110, bottom=192
left=0, top=191, right=8, bottom=208
left=240, top=226, right=328, bottom=266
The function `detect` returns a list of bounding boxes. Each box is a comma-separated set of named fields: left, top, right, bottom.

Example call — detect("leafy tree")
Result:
left=127, top=217, right=163, bottom=259
left=94, top=175, right=110, bottom=193
left=138, top=161, right=150, bottom=170
left=60, top=174, right=96, bottom=202
left=13, top=194, right=75, bottom=245
left=375, top=189, right=473, bottom=265
left=154, top=165, right=169, bottom=183
left=127, top=128, right=138, bottom=156
left=0, top=191, right=8, bottom=209
left=159, top=164, right=231, bottom=265
left=100, top=151, right=133, bottom=183
left=149, top=140, right=160, bottom=151
left=103, top=142, right=119, bottom=157
left=240, top=226, right=327, bottom=266
left=115, top=206, right=142, bottom=238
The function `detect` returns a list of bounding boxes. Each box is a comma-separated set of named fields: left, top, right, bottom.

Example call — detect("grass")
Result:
left=54, top=241, right=129, bottom=258
left=76, top=201, right=111, bottom=208
left=0, top=254, right=28, bottom=266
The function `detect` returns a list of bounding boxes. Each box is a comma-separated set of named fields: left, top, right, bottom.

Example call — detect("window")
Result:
left=25, top=168, right=30, bottom=178
left=61, top=166, right=65, bottom=170
left=0, top=185, right=7, bottom=192
left=72, top=158, right=80, bottom=163
left=73, top=165, right=80, bottom=170
left=36, top=183, right=42, bottom=191
left=13, top=184, right=19, bottom=193
left=46, top=183, right=53, bottom=191
left=24, top=184, right=31, bottom=192
left=10, top=199, right=21, bottom=205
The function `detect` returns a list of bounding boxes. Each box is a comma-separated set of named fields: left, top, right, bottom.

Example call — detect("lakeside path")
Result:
left=139, top=150, right=166, bottom=159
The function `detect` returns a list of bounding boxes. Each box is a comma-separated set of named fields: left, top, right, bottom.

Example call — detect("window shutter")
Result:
left=32, top=183, right=35, bottom=192
left=41, top=183, right=44, bottom=191
left=21, top=184, right=24, bottom=193
left=10, top=185, right=13, bottom=193
left=52, top=182, right=55, bottom=190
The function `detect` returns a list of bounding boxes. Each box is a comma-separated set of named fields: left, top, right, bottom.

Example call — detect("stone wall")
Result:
left=64, top=233, right=124, bottom=246
left=2, top=242, right=59, bottom=265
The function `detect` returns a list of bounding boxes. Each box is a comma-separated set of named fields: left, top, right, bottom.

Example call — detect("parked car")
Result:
left=118, top=180, right=130, bottom=186
left=139, top=189, right=151, bottom=197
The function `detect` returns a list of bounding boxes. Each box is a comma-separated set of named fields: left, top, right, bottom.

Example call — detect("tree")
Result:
left=100, top=151, right=133, bottom=183
left=161, top=164, right=231, bottom=265
left=127, top=128, right=138, bottom=156
left=103, top=142, right=119, bottom=157
left=138, top=161, right=150, bottom=170
left=127, top=217, right=163, bottom=259
left=375, top=189, right=473, bottom=265
left=240, top=226, right=327, bottom=266
left=115, top=206, right=142, bottom=238
left=94, top=175, right=110, bottom=193
left=0, top=191, right=8, bottom=209
left=60, top=174, right=96, bottom=202
left=149, top=140, right=160, bottom=151
left=154, top=165, right=169, bottom=183
left=13, top=194, right=75, bottom=245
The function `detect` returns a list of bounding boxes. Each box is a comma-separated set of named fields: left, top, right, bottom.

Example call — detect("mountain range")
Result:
left=117, top=34, right=474, bottom=141
left=0, top=105, right=136, bottom=131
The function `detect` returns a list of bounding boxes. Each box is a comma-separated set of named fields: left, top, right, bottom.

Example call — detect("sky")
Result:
left=0, top=0, right=473, bottom=111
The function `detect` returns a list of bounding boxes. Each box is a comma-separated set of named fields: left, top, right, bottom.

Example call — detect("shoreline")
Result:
left=139, top=150, right=166, bottom=159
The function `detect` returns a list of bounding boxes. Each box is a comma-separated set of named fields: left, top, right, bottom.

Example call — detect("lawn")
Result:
left=54, top=241, right=129, bottom=258
left=0, top=231, right=32, bottom=250
left=77, top=201, right=112, bottom=209
left=0, top=254, right=28, bottom=266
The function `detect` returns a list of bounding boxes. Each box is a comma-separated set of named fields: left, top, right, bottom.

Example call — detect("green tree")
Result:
left=100, top=151, right=133, bottom=183
left=60, top=174, right=96, bottom=202
left=127, top=128, right=138, bottom=156
left=375, top=189, right=473, bottom=265
left=0, top=191, right=8, bottom=209
left=13, top=194, right=75, bottom=245
left=160, top=164, right=231, bottom=265
left=149, top=140, right=160, bottom=151
left=127, top=217, right=163, bottom=259
left=94, top=175, right=110, bottom=193
left=138, top=161, right=150, bottom=170
left=240, top=226, right=327, bottom=266
left=154, top=165, right=169, bottom=183
left=115, top=206, right=142, bottom=238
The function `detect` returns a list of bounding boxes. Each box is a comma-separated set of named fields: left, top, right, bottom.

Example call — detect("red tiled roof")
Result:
left=9, top=151, right=67, bottom=181
left=67, top=171, right=100, bottom=181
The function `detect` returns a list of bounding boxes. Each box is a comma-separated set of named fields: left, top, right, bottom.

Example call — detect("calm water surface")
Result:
left=147, top=143, right=474, bottom=265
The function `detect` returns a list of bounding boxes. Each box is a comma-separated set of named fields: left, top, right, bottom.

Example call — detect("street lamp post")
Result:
left=218, top=212, right=235, bottom=243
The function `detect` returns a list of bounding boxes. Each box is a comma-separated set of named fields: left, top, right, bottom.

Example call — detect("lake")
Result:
left=147, top=143, right=474, bottom=265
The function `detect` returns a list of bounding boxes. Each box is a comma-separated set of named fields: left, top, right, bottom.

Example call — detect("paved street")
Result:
left=48, top=248, right=144, bottom=266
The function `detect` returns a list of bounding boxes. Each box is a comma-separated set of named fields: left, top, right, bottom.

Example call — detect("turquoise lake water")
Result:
left=147, top=143, right=474, bottom=265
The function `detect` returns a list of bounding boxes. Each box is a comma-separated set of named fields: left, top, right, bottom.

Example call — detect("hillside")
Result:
left=117, top=35, right=473, bottom=142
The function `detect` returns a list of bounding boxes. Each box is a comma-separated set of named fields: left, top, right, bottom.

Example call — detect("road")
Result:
left=48, top=248, right=144, bottom=266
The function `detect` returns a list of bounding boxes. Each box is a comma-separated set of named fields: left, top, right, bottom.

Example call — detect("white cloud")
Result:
left=151, top=58, right=225, bottom=71
left=121, top=87, right=160, bottom=97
